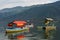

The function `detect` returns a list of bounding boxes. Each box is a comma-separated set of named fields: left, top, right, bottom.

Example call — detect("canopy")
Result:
left=8, top=22, right=14, bottom=27
left=13, top=20, right=27, bottom=27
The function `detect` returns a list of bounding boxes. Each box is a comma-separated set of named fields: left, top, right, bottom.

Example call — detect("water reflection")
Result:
left=0, top=31, right=55, bottom=40
left=6, top=31, right=55, bottom=40
left=1, top=27, right=56, bottom=40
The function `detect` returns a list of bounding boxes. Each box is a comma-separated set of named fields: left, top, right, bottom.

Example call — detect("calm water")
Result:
left=0, top=30, right=56, bottom=40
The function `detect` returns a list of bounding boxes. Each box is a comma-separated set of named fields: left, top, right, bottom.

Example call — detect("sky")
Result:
left=0, top=0, right=59, bottom=9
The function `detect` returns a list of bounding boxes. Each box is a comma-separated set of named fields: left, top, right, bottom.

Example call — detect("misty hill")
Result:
left=0, top=6, right=30, bottom=18
left=4, top=1, right=60, bottom=24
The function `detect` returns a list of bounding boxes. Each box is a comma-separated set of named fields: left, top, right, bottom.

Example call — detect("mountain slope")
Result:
left=0, top=1, right=60, bottom=22
left=0, top=6, right=30, bottom=18
left=6, top=1, right=60, bottom=23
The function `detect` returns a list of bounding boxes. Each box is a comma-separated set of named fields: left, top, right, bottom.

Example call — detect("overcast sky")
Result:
left=0, top=0, right=59, bottom=9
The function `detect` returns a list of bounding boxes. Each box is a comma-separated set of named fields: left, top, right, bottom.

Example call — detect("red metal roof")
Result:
left=13, top=21, right=27, bottom=27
